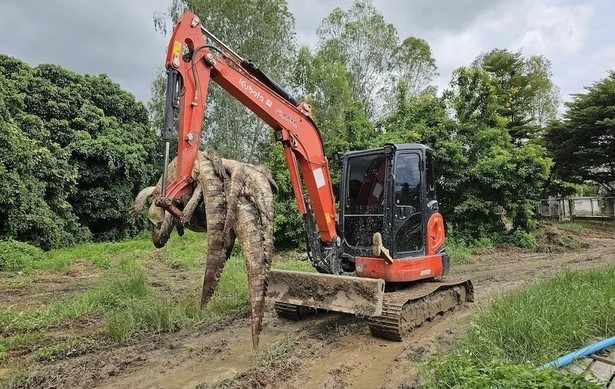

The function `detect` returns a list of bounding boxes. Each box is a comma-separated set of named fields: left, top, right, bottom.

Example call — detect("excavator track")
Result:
left=368, top=279, right=474, bottom=341
left=274, top=301, right=317, bottom=320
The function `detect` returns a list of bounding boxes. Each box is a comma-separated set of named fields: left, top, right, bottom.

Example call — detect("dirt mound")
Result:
left=535, top=223, right=592, bottom=253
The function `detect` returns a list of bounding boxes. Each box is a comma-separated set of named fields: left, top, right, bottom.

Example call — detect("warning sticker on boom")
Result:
left=313, top=168, right=326, bottom=188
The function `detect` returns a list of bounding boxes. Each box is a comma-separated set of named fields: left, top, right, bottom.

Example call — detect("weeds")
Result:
left=0, top=272, right=150, bottom=333
left=420, top=355, right=602, bottom=389
left=0, top=240, right=44, bottom=273
left=420, top=265, right=615, bottom=388
left=271, top=258, right=315, bottom=272
left=446, top=236, right=494, bottom=264
left=33, top=337, right=101, bottom=362
left=461, top=266, right=615, bottom=364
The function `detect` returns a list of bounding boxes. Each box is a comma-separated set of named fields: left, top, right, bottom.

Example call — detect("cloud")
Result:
left=512, top=3, right=595, bottom=56
left=1, top=0, right=611, bottom=106
left=0, top=0, right=169, bottom=102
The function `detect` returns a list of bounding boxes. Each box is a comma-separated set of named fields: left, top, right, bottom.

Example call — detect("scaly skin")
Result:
left=232, top=197, right=273, bottom=348
left=136, top=149, right=275, bottom=348
left=195, top=152, right=233, bottom=308
left=215, top=160, right=276, bottom=248
left=199, top=149, right=276, bottom=348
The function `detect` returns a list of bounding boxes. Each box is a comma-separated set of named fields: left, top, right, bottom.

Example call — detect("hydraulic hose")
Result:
left=540, top=335, right=615, bottom=369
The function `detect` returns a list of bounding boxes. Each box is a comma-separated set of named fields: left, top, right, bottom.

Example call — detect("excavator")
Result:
left=156, top=11, right=473, bottom=341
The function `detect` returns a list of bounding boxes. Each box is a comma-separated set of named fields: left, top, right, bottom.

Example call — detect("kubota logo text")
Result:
left=239, top=78, right=264, bottom=103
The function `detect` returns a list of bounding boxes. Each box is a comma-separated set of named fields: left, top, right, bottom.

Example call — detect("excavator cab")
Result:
left=270, top=144, right=472, bottom=338
left=339, top=144, right=449, bottom=281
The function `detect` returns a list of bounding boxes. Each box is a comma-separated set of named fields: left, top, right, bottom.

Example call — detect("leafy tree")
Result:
left=154, top=0, right=296, bottom=163
left=0, top=55, right=158, bottom=248
left=474, top=49, right=560, bottom=142
left=290, top=45, right=355, bottom=152
left=443, top=66, right=552, bottom=236
left=376, top=67, right=552, bottom=239
left=389, top=37, right=438, bottom=96
left=545, top=72, right=615, bottom=195
left=316, top=0, right=398, bottom=117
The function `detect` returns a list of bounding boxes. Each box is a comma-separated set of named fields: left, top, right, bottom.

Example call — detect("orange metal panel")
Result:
left=355, top=254, right=444, bottom=282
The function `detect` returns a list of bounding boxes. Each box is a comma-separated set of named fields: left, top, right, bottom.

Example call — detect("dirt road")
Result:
left=14, top=225, right=615, bottom=389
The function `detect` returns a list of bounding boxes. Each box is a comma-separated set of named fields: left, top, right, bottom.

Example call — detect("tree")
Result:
left=545, top=72, right=615, bottom=195
left=316, top=0, right=398, bottom=117
left=0, top=55, right=158, bottom=248
left=390, top=37, right=438, bottom=96
left=441, top=66, right=552, bottom=236
left=153, top=0, right=296, bottom=163
left=474, top=49, right=560, bottom=142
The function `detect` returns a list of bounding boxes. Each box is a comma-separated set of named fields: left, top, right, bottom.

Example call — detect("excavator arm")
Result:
left=156, top=12, right=342, bottom=272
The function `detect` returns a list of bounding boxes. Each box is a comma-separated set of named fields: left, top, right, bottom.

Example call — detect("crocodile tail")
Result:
left=245, top=171, right=276, bottom=224
left=196, top=154, right=229, bottom=308
left=245, top=171, right=275, bottom=266
left=235, top=198, right=268, bottom=349
left=221, top=165, right=247, bottom=247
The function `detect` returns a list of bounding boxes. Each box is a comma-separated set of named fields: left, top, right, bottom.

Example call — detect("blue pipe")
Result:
left=540, top=335, right=615, bottom=369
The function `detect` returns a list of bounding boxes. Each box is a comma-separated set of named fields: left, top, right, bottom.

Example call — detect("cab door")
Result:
left=392, top=152, right=424, bottom=256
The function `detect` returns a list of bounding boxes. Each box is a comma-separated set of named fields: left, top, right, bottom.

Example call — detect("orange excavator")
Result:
left=157, top=12, right=473, bottom=340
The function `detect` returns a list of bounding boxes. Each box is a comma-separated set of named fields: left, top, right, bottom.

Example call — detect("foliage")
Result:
left=421, top=266, right=615, bottom=388
left=265, top=143, right=305, bottom=249
left=0, top=239, right=44, bottom=272
left=0, top=55, right=158, bottom=249
left=316, top=0, right=398, bottom=117
left=474, top=49, right=560, bottom=141
left=375, top=68, right=552, bottom=240
left=545, top=71, right=615, bottom=195
left=441, top=66, right=552, bottom=238
left=421, top=355, right=601, bottom=389
left=464, top=267, right=614, bottom=364
left=390, top=36, right=438, bottom=97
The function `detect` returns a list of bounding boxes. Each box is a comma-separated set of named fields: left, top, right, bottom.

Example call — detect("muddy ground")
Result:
left=3, top=222, right=615, bottom=389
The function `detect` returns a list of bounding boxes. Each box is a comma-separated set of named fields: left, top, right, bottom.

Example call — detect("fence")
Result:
left=537, top=197, right=615, bottom=221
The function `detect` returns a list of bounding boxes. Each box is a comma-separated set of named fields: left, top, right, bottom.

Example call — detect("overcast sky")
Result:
left=1, top=0, right=613, bottom=107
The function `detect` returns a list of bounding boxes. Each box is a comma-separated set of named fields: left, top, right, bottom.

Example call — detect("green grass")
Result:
left=420, top=265, right=615, bottom=388
left=41, top=236, right=154, bottom=272
left=460, top=266, right=615, bottom=364
left=0, top=253, right=256, bottom=345
left=33, top=337, right=101, bottom=362
left=554, top=221, right=591, bottom=233
left=0, top=332, right=53, bottom=361
left=0, top=272, right=150, bottom=334
left=163, top=231, right=208, bottom=268
left=272, top=258, right=315, bottom=272
left=446, top=236, right=493, bottom=264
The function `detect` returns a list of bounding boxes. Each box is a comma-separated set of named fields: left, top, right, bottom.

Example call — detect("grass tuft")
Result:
left=420, top=265, right=615, bottom=388
left=33, top=337, right=101, bottom=362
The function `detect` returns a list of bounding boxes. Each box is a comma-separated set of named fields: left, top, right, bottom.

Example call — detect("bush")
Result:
left=504, top=229, right=537, bottom=249
left=0, top=239, right=44, bottom=271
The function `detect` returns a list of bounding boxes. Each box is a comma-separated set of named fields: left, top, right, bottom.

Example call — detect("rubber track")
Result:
left=274, top=302, right=319, bottom=320
left=367, top=282, right=472, bottom=341
left=274, top=302, right=302, bottom=320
